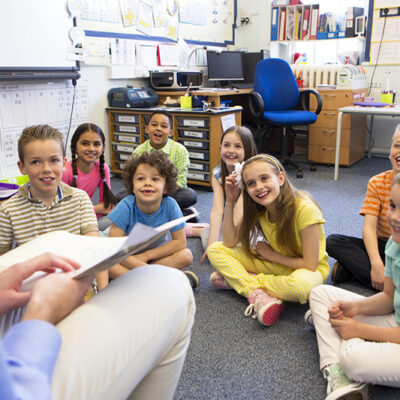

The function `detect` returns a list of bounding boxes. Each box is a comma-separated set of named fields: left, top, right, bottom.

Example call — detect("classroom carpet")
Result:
left=109, top=156, right=400, bottom=400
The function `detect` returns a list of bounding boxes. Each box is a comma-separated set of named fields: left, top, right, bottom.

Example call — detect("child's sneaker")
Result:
left=244, top=288, right=285, bottom=326
left=210, top=271, right=232, bottom=290
left=184, top=271, right=200, bottom=289
left=323, top=363, right=371, bottom=400
left=304, top=309, right=314, bottom=328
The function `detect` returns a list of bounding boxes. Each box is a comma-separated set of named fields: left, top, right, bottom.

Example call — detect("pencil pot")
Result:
left=381, top=93, right=393, bottom=104
left=180, top=96, right=192, bottom=108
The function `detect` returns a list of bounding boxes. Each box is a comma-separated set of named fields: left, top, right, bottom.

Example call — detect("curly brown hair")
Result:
left=122, top=151, right=178, bottom=196
left=18, top=125, right=65, bottom=163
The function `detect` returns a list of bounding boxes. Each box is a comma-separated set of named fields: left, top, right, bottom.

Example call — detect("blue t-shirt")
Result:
left=108, top=195, right=185, bottom=246
left=384, top=236, right=400, bottom=326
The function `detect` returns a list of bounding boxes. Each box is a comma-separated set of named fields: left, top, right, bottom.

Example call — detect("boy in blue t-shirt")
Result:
left=108, top=151, right=199, bottom=288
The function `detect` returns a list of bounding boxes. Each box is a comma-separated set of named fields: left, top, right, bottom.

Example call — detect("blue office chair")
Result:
left=248, top=58, right=322, bottom=178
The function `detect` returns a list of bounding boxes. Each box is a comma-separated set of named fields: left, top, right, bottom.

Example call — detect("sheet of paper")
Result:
left=179, top=0, right=206, bottom=25
left=153, top=0, right=167, bottom=27
left=136, top=43, right=158, bottom=66
left=166, top=14, right=179, bottom=41
left=110, top=38, right=136, bottom=65
left=119, top=0, right=138, bottom=27
left=137, top=0, right=153, bottom=35
left=221, top=113, right=236, bottom=132
left=158, top=43, right=178, bottom=66
left=84, top=37, right=110, bottom=65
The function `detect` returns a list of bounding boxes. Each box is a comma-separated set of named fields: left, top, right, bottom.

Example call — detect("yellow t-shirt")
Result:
left=258, top=195, right=329, bottom=280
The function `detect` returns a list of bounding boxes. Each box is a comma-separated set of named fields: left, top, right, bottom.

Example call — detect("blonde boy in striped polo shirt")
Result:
left=326, top=124, right=400, bottom=291
left=0, top=125, right=108, bottom=290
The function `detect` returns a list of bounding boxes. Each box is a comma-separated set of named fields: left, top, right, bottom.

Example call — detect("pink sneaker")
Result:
left=245, top=289, right=285, bottom=326
left=210, top=272, right=232, bottom=290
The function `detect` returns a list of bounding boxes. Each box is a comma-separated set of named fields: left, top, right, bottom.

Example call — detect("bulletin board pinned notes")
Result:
left=76, top=0, right=236, bottom=46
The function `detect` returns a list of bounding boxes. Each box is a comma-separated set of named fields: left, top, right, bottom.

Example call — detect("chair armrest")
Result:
left=248, top=91, right=264, bottom=122
left=300, top=89, right=322, bottom=115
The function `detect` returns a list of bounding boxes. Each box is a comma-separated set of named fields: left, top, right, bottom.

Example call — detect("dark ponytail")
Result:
left=99, top=152, right=117, bottom=208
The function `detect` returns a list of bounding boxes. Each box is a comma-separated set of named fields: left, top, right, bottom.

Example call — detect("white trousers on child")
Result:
left=52, top=265, right=195, bottom=400
left=309, top=284, right=400, bottom=388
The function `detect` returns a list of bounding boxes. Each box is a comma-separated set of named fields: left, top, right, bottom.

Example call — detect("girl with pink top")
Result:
left=63, top=123, right=117, bottom=229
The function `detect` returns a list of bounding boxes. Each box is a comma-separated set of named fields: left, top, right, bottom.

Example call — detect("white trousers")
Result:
left=52, top=265, right=195, bottom=400
left=309, top=285, right=400, bottom=388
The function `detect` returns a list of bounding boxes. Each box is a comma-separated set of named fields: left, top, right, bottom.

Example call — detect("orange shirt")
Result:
left=359, top=170, right=393, bottom=239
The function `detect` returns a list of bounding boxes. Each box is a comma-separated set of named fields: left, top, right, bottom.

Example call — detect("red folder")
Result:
left=301, top=7, right=310, bottom=40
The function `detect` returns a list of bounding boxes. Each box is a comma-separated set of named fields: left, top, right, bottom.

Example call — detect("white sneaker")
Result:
left=304, top=309, right=314, bottom=328
left=323, top=364, right=370, bottom=400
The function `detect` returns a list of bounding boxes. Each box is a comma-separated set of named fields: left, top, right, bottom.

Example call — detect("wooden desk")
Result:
left=334, top=105, right=400, bottom=180
left=156, top=88, right=253, bottom=108
left=107, top=106, right=242, bottom=187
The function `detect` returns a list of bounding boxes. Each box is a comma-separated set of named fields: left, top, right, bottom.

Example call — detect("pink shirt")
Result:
left=62, top=161, right=111, bottom=217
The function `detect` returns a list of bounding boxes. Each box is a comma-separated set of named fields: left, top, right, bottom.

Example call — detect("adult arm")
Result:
left=256, top=223, right=320, bottom=271
left=363, top=214, right=385, bottom=291
left=0, top=257, right=91, bottom=400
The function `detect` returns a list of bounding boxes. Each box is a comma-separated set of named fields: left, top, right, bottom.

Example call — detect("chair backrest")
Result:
left=254, top=58, right=300, bottom=111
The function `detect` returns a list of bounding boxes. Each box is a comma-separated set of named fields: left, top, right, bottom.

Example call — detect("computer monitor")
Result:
left=241, top=51, right=267, bottom=84
left=206, top=51, right=244, bottom=86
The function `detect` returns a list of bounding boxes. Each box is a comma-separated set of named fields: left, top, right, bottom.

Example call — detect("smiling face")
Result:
left=132, top=163, right=166, bottom=212
left=389, top=130, right=400, bottom=175
left=387, top=183, right=400, bottom=244
left=18, top=139, right=66, bottom=205
left=76, top=130, right=104, bottom=167
left=146, top=113, right=172, bottom=150
left=242, top=160, right=285, bottom=214
left=220, top=132, right=245, bottom=171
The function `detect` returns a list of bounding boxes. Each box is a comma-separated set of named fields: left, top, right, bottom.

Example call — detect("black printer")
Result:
left=107, top=86, right=159, bottom=108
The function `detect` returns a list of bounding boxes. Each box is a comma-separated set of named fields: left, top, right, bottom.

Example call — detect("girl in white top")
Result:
left=200, top=125, right=257, bottom=260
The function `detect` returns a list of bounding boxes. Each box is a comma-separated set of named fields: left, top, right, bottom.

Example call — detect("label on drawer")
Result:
left=115, top=134, right=139, bottom=143
left=112, top=142, right=135, bottom=153
left=180, top=130, right=206, bottom=139
left=182, top=140, right=204, bottom=148
left=182, top=119, right=206, bottom=127
left=188, top=171, right=209, bottom=181
left=115, top=115, right=138, bottom=123
left=189, top=162, right=209, bottom=171
left=116, top=124, right=139, bottom=133
left=188, top=151, right=209, bottom=160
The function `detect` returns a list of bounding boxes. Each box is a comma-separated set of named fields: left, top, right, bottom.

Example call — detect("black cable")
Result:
left=368, top=9, right=388, bottom=96
left=64, top=78, right=77, bottom=152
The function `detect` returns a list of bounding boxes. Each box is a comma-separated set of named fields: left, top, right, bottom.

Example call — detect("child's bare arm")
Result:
left=256, top=223, right=319, bottom=271
left=140, top=228, right=187, bottom=262
left=363, top=214, right=385, bottom=291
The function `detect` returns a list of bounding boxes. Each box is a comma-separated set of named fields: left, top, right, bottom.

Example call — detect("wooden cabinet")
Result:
left=107, top=107, right=242, bottom=187
left=308, top=89, right=367, bottom=166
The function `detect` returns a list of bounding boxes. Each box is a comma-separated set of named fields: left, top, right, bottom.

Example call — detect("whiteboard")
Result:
left=0, top=0, right=76, bottom=69
left=77, top=0, right=235, bottom=46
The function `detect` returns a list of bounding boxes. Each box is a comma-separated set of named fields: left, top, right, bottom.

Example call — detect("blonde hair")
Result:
left=239, top=154, right=320, bottom=258
left=392, top=124, right=400, bottom=142
left=18, top=125, right=65, bottom=163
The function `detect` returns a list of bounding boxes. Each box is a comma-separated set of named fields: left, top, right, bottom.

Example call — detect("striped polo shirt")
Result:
left=360, top=170, right=393, bottom=240
left=0, top=182, right=98, bottom=253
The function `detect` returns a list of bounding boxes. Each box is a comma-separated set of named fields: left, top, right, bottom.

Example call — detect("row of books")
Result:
left=271, top=5, right=365, bottom=41
left=271, top=4, right=320, bottom=41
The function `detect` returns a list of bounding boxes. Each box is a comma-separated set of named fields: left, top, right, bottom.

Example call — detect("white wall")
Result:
left=233, top=0, right=400, bottom=156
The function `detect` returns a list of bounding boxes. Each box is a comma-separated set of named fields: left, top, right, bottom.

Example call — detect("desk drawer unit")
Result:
left=308, top=89, right=366, bottom=166
left=107, top=108, right=241, bottom=186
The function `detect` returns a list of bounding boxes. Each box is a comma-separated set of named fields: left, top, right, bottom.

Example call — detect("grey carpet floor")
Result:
left=111, top=156, right=400, bottom=400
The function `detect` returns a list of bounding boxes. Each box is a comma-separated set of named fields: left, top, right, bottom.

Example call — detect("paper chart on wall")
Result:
left=0, top=82, right=90, bottom=180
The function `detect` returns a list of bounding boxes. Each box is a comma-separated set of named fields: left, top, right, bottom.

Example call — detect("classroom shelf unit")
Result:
left=106, top=107, right=242, bottom=187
